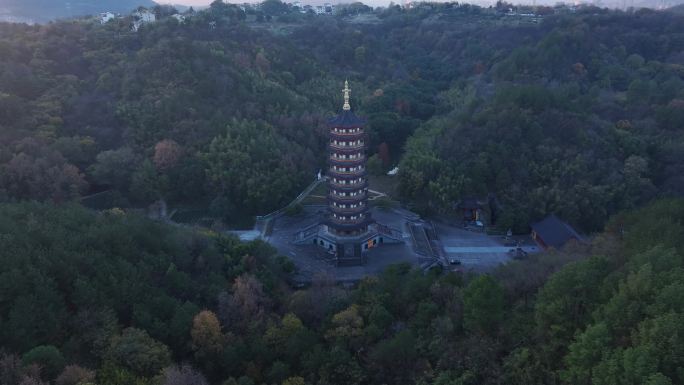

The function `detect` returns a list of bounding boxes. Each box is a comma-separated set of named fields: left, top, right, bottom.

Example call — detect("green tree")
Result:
left=204, top=120, right=310, bottom=217
left=462, top=275, right=504, bottom=335
left=22, top=345, right=65, bottom=380
left=89, top=147, right=139, bottom=192
left=106, top=328, right=171, bottom=377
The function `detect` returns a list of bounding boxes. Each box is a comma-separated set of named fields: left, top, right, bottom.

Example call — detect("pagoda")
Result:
left=327, top=81, right=372, bottom=234
left=313, top=81, right=381, bottom=265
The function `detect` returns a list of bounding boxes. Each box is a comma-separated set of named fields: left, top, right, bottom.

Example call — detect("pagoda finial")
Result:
left=342, top=80, right=351, bottom=111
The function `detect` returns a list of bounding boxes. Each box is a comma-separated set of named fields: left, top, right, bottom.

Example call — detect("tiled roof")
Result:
left=328, top=110, right=367, bottom=127
left=531, top=214, right=583, bottom=249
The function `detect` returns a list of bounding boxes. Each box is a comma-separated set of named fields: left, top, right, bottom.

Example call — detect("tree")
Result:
left=219, top=274, right=272, bottom=332
left=0, top=150, right=87, bottom=203
left=191, top=310, right=224, bottom=358
left=366, top=154, right=383, bottom=176
left=561, top=322, right=612, bottom=384
left=325, top=305, right=364, bottom=346
left=55, top=365, right=95, bottom=385
left=0, top=352, right=24, bottom=385
left=261, top=0, right=288, bottom=16
left=162, top=365, right=208, bottom=385
left=354, top=46, right=366, bottom=64
left=316, top=346, right=366, bottom=385
left=534, top=257, right=612, bottom=365
left=153, top=140, right=183, bottom=172
left=89, top=147, right=139, bottom=192
left=203, top=119, right=310, bottom=217
left=22, top=346, right=65, bottom=380
left=130, top=160, right=166, bottom=203
left=377, top=142, right=390, bottom=167
left=282, top=377, right=306, bottom=385
left=255, top=52, right=271, bottom=75
left=370, top=330, right=417, bottom=382
left=462, top=275, right=504, bottom=335
left=106, top=328, right=171, bottom=377
left=266, top=361, right=290, bottom=384
left=264, top=313, right=305, bottom=348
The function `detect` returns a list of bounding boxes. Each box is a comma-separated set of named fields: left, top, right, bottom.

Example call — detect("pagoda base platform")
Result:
left=314, top=225, right=379, bottom=267
left=294, top=222, right=403, bottom=267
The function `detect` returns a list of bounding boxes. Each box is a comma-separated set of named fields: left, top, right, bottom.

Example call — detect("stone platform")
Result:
left=258, top=205, right=535, bottom=284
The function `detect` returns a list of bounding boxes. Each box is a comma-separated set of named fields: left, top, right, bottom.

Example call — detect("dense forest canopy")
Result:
left=1, top=195, right=683, bottom=385
left=2, top=1, right=683, bottom=232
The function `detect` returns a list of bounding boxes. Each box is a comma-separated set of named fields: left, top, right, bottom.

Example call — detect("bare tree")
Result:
left=0, top=352, right=23, bottom=385
left=219, top=274, right=272, bottom=332
left=162, top=364, right=208, bottom=385
left=55, top=365, right=95, bottom=385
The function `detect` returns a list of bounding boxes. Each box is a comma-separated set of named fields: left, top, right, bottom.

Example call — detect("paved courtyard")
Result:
left=260, top=205, right=538, bottom=283
left=433, top=222, right=539, bottom=272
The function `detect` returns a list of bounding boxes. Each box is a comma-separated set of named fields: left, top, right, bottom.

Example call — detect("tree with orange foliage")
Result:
left=377, top=142, right=391, bottom=168
left=153, top=139, right=183, bottom=172
left=190, top=310, right=224, bottom=358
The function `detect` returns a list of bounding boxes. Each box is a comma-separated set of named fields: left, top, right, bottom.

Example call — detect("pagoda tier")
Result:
left=328, top=191, right=368, bottom=203
left=328, top=155, right=366, bottom=167
left=326, top=82, right=372, bottom=236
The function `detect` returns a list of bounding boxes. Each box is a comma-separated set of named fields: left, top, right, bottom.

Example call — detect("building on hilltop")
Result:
left=100, top=12, right=116, bottom=24
left=456, top=197, right=483, bottom=224
left=306, top=81, right=387, bottom=265
left=326, top=81, right=373, bottom=236
left=132, top=8, right=156, bottom=31
left=530, top=214, right=584, bottom=250
left=171, top=13, right=186, bottom=23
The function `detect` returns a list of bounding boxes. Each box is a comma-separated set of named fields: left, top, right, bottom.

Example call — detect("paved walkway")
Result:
left=444, top=246, right=538, bottom=253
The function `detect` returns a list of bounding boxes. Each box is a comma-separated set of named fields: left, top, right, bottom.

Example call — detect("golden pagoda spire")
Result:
left=342, top=80, right=351, bottom=111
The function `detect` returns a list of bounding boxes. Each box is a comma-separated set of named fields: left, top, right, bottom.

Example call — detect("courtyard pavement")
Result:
left=263, top=205, right=538, bottom=282
left=433, top=222, right=539, bottom=271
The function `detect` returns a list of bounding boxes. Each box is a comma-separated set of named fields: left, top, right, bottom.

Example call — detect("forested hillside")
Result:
left=1, top=3, right=684, bottom=231
left=1, top=199, right=683, bottom=385
left=1, top=3, right=684, bottom=385
left=1, top=2, right=683, bottom=231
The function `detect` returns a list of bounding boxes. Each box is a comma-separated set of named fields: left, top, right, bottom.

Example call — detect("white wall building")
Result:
left=133, top=9, right=156, bottom=23
left=171, top=13, right=186, bottom=23
left=99, top=12, right=116, bottom=24
left=132, top=9, right=156, bottom=31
